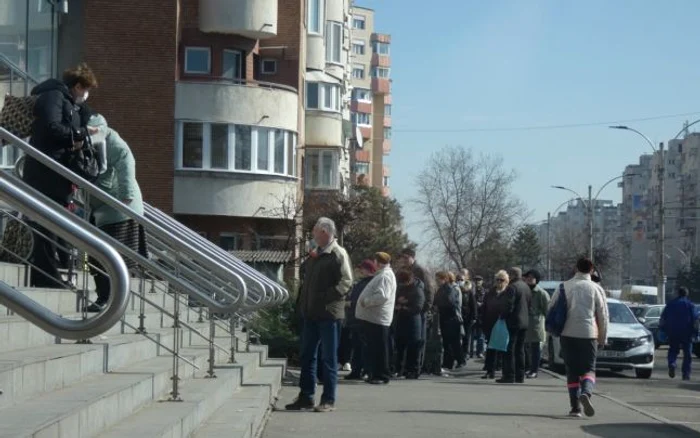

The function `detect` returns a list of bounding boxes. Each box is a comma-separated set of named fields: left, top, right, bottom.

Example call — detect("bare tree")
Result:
left=413, top=146, right=529, bottom=269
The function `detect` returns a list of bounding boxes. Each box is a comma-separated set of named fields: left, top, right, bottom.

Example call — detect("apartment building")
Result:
left=620, top=155, right=654, bottom=285
left=348, top=5, right=391, bottom=196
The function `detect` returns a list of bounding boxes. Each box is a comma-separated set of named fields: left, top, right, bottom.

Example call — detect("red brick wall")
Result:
left=258, top=0, right=303, bottom=90
left=82, top=1, right=178, bottom=212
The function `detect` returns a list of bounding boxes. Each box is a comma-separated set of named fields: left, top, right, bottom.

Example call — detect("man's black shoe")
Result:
left=285, top=396, right=315, bottom=411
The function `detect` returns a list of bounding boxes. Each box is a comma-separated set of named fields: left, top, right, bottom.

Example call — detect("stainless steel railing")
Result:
left=0, top=171, right=130, bottom=339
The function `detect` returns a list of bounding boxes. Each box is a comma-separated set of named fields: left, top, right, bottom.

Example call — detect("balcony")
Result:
left=175, top=79, right=298, bottom=131
left=372, top=78, right=391, bottom=94
left=351, top=101, right=372, bottom=113
left=306, top=111, right=343, bottom=147
left=383, top=166, right=390, bottom=177
left=384, top=116, right=392, bottom=127
left=199, top=0, right=278, bottom=39
left=359, top=126, right=372, bottom=140
left=356, top=150, right=371, bottom=162
left=383, top=139, right=392, bottom=155
left=371, top=53, right=391, bottom=67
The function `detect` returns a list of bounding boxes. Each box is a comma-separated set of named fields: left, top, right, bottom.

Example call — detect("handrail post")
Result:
left=136, top=272, right=147, bottom=334
left=206, top=316, right=217, bottom=378
left=168, top=262, right=183, bottom=401
left=228, top=315, right=237, bottom=364
left=197, top=304, right=204, bottom=323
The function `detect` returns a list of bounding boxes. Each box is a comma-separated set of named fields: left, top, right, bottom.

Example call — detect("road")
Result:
left=549, top=347, right=700, bottom=431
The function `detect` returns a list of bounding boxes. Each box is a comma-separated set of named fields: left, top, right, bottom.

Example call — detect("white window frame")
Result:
left=352, top=15, right=366, bottom=30
left=253, top=128, right=272, bottom=173
left=305, top=81, right=341, bottom=112
left=352, top=39, right=365, bottom=55
left=219, top=232, right=242, bottom=251
left=353, top=87, right=371, bottom=102
left=325, top=21, right=343, bottom=64
left=352, top=65, right=365, bottom=79
left=184, top=47, right=211, bottom=75
left=352, top=112, right=371, bottom=126
left=384, top=104, right=391, bottom=116
left=371, top=66, right=390, bottom=78
left=306, top=149, right=339, bottom=190
left=222, top=49, right=243, bottom=80
left=373, top=41, right=390, bottom=56
left=384, top=127, right=392, bottom=139
left=308, top=0, right=324, bottom=35
left=354, top=162, right=369, bottom=175
left=261, top=58, right=278, bottom=75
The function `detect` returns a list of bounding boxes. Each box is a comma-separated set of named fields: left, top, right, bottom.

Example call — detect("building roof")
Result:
left=230, top=250, right=292, bottom=264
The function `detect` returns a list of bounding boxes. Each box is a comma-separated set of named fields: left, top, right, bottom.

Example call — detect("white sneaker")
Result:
left=342, top=363, right=352, bottom=372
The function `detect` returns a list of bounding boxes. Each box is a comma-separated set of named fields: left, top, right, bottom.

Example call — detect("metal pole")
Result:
left=658, top=142, right=666, bottom=305
left=546, top=212, right=551, bottom=279
left=228, top=315, right=237, bottom=364
left=136, top=272, right=147, bottom=334
left=206, top=316, right=217, bottom=378
left=588, top=185, right=594, bottom=262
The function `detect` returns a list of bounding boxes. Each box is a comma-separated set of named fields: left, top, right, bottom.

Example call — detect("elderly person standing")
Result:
left=356, top=252, right=397, bottom=385
left=286, top=218, right=353, bottom=413
left=523, top=270, right=549, bottom=379
left=482, top=270, right=509, bottom=379
left=498, top=267, right=531, bottom=384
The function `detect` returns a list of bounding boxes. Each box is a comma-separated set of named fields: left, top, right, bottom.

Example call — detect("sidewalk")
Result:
left=263, top=360, right=700, bottom=438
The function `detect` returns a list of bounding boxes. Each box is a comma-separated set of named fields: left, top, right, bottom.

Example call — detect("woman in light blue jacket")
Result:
left=85, top=114, right=147, bottom=311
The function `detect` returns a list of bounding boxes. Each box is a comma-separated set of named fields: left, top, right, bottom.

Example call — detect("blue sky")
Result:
left=360, top=0, right=700, bottom=254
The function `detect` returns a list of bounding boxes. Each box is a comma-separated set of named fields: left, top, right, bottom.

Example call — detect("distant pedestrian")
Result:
left=498, top=267, right=531, bottom=384
left=286, top=217, right=353, bottom=413
left=660, top=286, right=698, bottom=381
left=344, top=259, right=377, bottom=380
left=393, top=270, right=425, bottom=379
left=457, top=272, right=477, bottom=363
left=523, top=270, right=549, bottom=378
left=482, top=270, right=509, bottom=379
left=356, top=252, right=397, bottom=385
left=435, top=271, right=465, bottom=372
left=549, top=258, right=608, bottom=418
left=471, top=275, right=486, bottom=358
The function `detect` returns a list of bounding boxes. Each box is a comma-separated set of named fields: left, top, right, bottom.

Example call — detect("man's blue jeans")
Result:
left=668, top=337, right=693, bottom=378
left=299, top=318, right=341, bottom=403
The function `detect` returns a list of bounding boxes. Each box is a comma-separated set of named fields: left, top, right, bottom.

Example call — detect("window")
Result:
left=184, top=47, right=211, bottom=74
left=383, top=176, right=389, bottom=186
left=182, top=123, right=203, bottom=168
left=354, top=162, right=369, bottom=175
left=219, top=233, right=243, bottom=251
left=384, top=104, right=391, bottom=116
left=352, top=112, right=371, bottom=126
left=352, top=40, right=365, bottom=55
left=261, top=59, right=277, bottom=75
left=222, top=49, right=243, bottom=80
left=305, top=82, right=341, bottom=111
left=257, top=128, right=271, bottom=171
left=326, top=21, right=342, bottom=64
left=372, top=41, right=390, bottom=55
left=288, top=132, right=297, bottom=176
left=384, top=127, right=392, bottom=139
left=371, top=67, right=390, bottom=78
left=308, top=0, right=323, bottom=34
left=235, top=125, right=252, bottom=170
left=210, top=124, right=229, bottom=169
left=352, top=65, right=365, bottom=79
left=352, top=15, right=365, bottom=30
left=274, top=129, right=285, bottom=174
left=353, top=88, right=371, bottom=102
left=306, top=149, right=339, bottom=189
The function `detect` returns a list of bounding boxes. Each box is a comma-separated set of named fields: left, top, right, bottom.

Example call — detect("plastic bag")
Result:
left=488, top=318, right=509, bottom=352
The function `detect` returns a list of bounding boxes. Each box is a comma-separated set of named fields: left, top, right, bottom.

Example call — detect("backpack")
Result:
left=61, top=133, right=100, bottom=182
left=545, top=283, right=568, bottom=337
left=0, top=94, right=37, bottom=143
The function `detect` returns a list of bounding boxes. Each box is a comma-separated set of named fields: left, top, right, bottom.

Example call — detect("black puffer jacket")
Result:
left=23, top=79, right=87, bottom=204
left=501, top=279, right=532, bottom=330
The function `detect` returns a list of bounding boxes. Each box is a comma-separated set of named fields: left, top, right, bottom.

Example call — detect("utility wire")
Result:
left=393, top=111, right=700, bottom=133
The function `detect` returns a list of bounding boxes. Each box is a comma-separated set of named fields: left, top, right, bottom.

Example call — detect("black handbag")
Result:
left=62, top=133, right=100, bottom=182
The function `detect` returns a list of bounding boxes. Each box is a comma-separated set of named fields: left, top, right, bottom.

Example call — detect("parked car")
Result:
left=547, top=299, right=654, bottom=379
left=629, top=304, right=665, bottom=348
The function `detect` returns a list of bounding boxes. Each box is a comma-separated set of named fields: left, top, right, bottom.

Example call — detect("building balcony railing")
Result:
left=372, top=77, right=391, bottom=94
left=371, top=53, right=391, bottom=67
left=355, top=150, right=371, bottom=162
left=199, top=0, right=278, bottom=39
left=383, top=139, right=392, bottom=155
left=384, top=116, right=392, bottom=127
left=383, top=165, right=390, bottom=177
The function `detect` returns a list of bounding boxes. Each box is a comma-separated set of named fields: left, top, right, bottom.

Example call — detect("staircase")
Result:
left=0, top=261, right=285, bottom=438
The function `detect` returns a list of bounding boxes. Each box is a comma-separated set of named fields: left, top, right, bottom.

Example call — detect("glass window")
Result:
left=308, top=0, right=323, bottom=34
left=210, top=124, right=229, bottom=169
left=289, top=133, right=297, bottom=176
left=352, top=15, right=365, bottom=30
left=352, top=40, right=365, bottom=55
left=185, top=47, right=211, bottom=74
left=182, top=123, right=203, bottom=168
left=353, top=88, right=371, bottom=102
left=234, top=125, right=252, bottom=170
left=222, top=49, right=243, bottom=80
left=352, top=112, right=371, bottom=125
left=326, top=21, right=343, bottom=63
left=274, top=129, right=285, bottom=174
left=306, top=149, right=338, bottom=189
left=257, top=128, right=270, bottom=171
left=385, top=104, right=391, bottom=116
left=372, top=41, right=390, bottom=55
left=371, top=67, right=390, bottom=78
left=306, top=82, right=319, bottom=109
left=321, top=151, right=334, bottom=187
left=324, top=84, right=333, bottom=109
left=261, top=59, right=277, bottom=74
left=384, top=127, right=392, bottom=139
left=219, top=233, right=242, bottom=251
left=354, top=162, right=369, bottom=175
left=352, top=65, right=365, bottom=79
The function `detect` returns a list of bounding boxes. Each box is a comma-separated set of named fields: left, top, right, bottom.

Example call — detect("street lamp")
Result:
left=609, top=120, right=700, bottom=304
left=552, top=175, right=630, bottom=264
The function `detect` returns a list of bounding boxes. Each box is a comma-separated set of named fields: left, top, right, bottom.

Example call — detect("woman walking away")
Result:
left=549, top=258, right=608, bottom=418
left=394, top=270, right=426, bottom=379
left=482, top=270, right=509, bottom=379
left=435, top=272, right=465, bottom=373
left=344, top=260, right=377, bottom=380
left=85, top=114, right=147, bottom=312
left=524, top=270, right=549, bottom=378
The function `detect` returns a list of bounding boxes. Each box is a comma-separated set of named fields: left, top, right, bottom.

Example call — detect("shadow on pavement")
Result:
left=581, top=423, right=700, bottom=438
left=388, top=410, right=563, bottom=420
left=632, top=401, right=700, bottom=409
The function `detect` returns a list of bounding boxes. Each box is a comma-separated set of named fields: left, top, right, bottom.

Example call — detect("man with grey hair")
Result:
left=286, top=217, right=353, bottom=412
left=498, top=267, right=531, bottom=384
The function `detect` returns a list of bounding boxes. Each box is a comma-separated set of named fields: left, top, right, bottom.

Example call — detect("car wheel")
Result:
left=635, top=368, right=652, bottom=379
left=548, top=338, right=565, bottom=374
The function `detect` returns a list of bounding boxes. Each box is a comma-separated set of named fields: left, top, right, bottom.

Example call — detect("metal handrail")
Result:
left=0, top=53, right=40, bottom=96
left=0, top=128, right=266, bottom=312
left=0, top=172, right=130, bottom=339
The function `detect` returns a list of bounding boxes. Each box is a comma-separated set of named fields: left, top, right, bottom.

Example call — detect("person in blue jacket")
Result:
left=659, top=286, right=698, bottom=380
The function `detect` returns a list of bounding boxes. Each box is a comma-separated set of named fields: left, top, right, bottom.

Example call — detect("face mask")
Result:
left=76, top=90, right=89, bottom=104
left=457, top=281, right=465, bottom=287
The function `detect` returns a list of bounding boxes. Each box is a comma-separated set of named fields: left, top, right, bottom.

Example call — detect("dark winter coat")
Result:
left=435, top=283, right=462, bottom=324
left=23, top=79, right=88, bottom=204
left=346, top=276, right=373, bottom=328
left=411, top=262, right=434, bottom=313
left=395, top=279, right=426, bottom=341
left=474, top=285, right=486, bottom=326
left=482, top=288, right=506, bottom=337
left=660, top=296, right=698, bottom=341
left=460, top=284, right=478, bottom=326
left=501, top=278, right=532, bottom=331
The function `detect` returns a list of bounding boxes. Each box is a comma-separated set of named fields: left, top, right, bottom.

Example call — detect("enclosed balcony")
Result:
left=199, top=0, right=278, bottom=39
left=372, top=77, right=391, bottom=94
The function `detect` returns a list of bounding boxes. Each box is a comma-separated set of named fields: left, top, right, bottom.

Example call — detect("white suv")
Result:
left=547, top=299, right=655, bottom=379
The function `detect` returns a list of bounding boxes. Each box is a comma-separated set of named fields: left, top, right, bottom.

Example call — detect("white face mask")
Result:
left=76, top=90, right=89, bottom=104
left=457, top=281, right=465, bottom=287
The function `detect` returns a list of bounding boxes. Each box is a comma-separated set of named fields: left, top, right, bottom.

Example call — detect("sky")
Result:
left=359, top=0, right=700, bottom=257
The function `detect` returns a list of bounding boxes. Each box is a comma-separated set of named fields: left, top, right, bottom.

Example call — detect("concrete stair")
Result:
left=0, top=262, right=286, bottom=437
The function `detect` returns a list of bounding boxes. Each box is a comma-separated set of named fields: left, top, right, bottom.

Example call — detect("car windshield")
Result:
left=630, top=306, right=646, bottom=318
left=608, top=302, right=639, bottom=324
